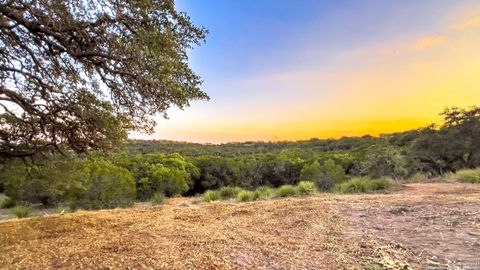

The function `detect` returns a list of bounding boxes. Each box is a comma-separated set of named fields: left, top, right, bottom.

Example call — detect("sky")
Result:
left=131, top=0, right=480, bottom=143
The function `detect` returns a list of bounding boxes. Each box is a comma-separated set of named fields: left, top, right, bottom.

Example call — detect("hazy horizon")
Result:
left=131, top=0, right=480, bottom=144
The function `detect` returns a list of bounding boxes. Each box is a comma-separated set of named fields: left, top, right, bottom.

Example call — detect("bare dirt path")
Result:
left=0, top=183, right=478, bottom=269
left=341, top=183, right=480, bottom=268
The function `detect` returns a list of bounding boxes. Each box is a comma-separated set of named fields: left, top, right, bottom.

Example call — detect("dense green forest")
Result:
left=1, top=106, right=479, bottom=210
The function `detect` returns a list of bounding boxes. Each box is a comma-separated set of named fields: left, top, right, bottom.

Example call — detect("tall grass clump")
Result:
left=203, top=190, right=221, bottom=202
left=237, top=190, right=256, bottom=202
left=254, top=186, right=274, bottom=199
left=297, top=181, right=317, bottom=195
left=337, top=177, right=399, bottom=194
left=12, top=206, right=33, bottom=218
left=448, top=168, right=480, bottom=183
left=274, top=185, right=299, bottom=198
left=367, top=178, right=394, bottom=191
left=337, top=178, right=369, bottom=193
left=152, top=192, right=167, bottom=205
left=0, top=197, right=16, bottom=209
left=219, top=186, right=243, bottom=200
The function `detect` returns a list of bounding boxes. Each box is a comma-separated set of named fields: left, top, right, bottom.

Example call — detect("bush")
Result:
left=336, top=177, right=399, bottom=194
left=254, top=186, right=274, bottom=200
left=219, top=186, right=243, bottom=200
left=13, top=206, right=33, bottom=218
left=357, top=145, right=408, bottom=179
left=274, top=185, right=298, bottom=198
left=152, top=192, right=167, bottom=205
left=367, top=178, right=394, bottom=191
left=2, top=157, right=87, bottom=206
left=237, top=190, right=256, bottom=202
left=336, top=178, right=369, bottom=193
left=449, top=168, right=480, bottom=183
left=0, top=197, right=16, bottom=209
left=300, top=159, right=347, bottom=191
left=297, top=181, right=317, bottom=195
left=203, top=190, right=221, bottom=202
left=408, top=173, right=431, bottom=183
left=114, top=153, right=197, bottom=200
left=68, top=158, right=136, bottom=210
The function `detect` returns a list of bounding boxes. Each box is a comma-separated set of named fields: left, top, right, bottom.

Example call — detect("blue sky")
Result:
left=132, top=0, right=480, bottom=143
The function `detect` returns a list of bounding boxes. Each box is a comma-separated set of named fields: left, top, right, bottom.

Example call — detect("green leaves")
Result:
left=114, top=153, right=198, bottom=199
left=0, top=0, right=208, bottom=158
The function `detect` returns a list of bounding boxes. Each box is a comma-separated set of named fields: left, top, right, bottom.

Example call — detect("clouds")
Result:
left=132, top=1, right=480, bottom=143
left=413, top=36, right=445, bottom=50
left=450, top=17, right=480, bottom=30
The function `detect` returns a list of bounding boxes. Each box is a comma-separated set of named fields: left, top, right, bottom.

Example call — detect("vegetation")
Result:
left=297, top=181, right=317, bottom=195
left=203, top=190, right=221, bottom=202
left=237, top=190, right=256, bottom=202
left=0, top=107, right=478, bottom=210
left=12, top=206, right=33, bottom=219
left=446, top=168, right=480, bottom=183
left=0, top=0, right=208, bottom=159
left=300, top=160, right=347, bottom=190
left=152, top=192, right=167, bottom=205
left=67, top=158, right=136, bottom=210
left=219, top=186, right=243, bottom=200
left=254, top=186, right=274, bottom=199
left=336, top=178, right=398, bottom=194
left=274, top=185, right=299, bottom=198
left=0, top=197, right=16, bottom=209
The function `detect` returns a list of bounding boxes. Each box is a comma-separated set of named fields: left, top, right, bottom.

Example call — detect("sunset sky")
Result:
left=131, top=0, right=480, bottom=143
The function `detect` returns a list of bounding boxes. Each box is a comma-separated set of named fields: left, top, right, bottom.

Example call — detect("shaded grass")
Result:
left=219, top=186, right=243, bottom=200
left=12, top=206, right=33, bottom=219
left=0, top=197, right=16, bottom=209
left=152, top=192, right=167, bottom=205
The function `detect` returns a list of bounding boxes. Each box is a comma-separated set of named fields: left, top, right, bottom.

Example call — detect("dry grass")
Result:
left=0, top=183, right=479, bottom=269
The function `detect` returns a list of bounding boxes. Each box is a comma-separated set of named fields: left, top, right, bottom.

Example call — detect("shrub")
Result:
left=237, top=190, right=256, bottom=202
left=274, top=185, right=298, bottom=198
left=357, top=145, right=408, bottom=179
left=336, top=178, right=369, bottom=193
left=203, top=190, right=221, bottom=202
left=254, top=186, right=274, bottom=200
left=449, top=168, right=480, bottom=183
left=114, top=153, right=197, bottom=200
left=68, top=158, right=136, bottom=210
left=13, top=206, right=33, bottom=218
left=408, top=173, right=431, bottom=183
left=152, top=192, right=167, bottom=205
left=300, top=159, right=347, bottom=191
left=336, top=177, right=399, bottom=193
left=219, top=186, right=243, bottom=200
left=0, top=197, right=16, bottom=209
left=367, top=178, right=393, bottom=191
left=297, top=181, right=317, bottom=195
left=2, top=157, right=87, bottom=206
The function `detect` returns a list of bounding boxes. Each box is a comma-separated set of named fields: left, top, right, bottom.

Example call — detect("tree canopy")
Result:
left=0, top=0, right=208, bottom=159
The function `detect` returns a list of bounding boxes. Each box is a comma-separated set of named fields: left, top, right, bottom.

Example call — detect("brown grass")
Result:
left=0, top=183, right=479, bottom=269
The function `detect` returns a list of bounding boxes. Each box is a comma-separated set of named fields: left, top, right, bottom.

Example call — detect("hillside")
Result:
left=1, top=183, right=479, bottom=269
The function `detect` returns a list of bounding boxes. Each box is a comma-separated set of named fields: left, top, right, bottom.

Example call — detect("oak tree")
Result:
left=0, top=0, right=208, bottom=159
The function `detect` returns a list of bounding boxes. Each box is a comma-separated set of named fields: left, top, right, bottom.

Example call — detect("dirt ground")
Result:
left=0, top=183, right=479, bottom=269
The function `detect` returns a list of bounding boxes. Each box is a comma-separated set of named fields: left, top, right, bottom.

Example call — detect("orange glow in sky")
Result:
left=131, top=1, right=480, bottom=143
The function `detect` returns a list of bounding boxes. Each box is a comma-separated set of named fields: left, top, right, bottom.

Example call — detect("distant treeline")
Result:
left=128, top=106, right=480, bottom=176
left=1, top=107, right=478, bottom=209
